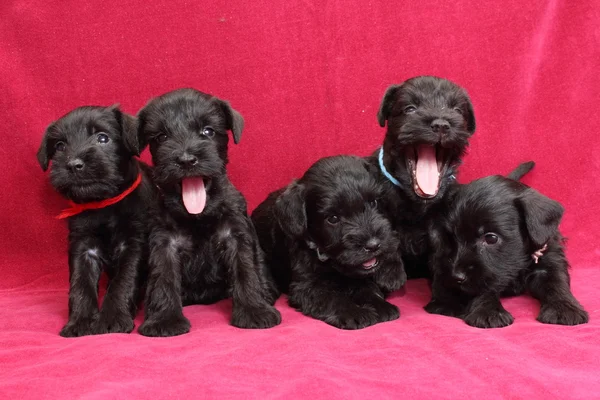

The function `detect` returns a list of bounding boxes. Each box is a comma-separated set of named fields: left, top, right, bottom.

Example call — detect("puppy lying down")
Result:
left=426, top=169, right=588, bottom=328
left=252, top=156, right=406, bottom=329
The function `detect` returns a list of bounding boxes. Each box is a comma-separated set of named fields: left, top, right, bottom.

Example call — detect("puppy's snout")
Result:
left=363, top=238, right=381, bottom=252
left=177, top=153, right=199, bottom=168
left=67, top=158, right=85, bottom=172
left=452, top=271, right=467, bottom=284
left=431, top=119, right=450, bottom=133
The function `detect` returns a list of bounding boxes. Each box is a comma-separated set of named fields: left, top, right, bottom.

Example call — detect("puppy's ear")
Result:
left=463, top=93, right=476, bottom=134
left=517, top=188, right=564, bottom=248
left=377, top=84, right=401, bottom=128
left=219, top=100, right=244, bottom=144
left=109, top=104, right=140, bottom=156
left=274, top=181, right=307, bottom=238
left=36, top=124, right=54, bottom=171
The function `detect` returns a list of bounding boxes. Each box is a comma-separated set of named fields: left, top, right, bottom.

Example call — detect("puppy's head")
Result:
left=275, top=156, right=398, bottom=277
left=36, top=105, right=139, bottom=203
left=378, top=76, right=475, bottom=202
left=436, top=176, right=563, bottom=294
left=137, top=88, right=243, bottom=215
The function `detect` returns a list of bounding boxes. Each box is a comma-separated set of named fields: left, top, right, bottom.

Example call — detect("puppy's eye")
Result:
left=453, top=107, right=463, bottom=115
left=404, top=105, right=417, bottom=114
left=157, top=134, right=168, bottom=143
left=202, top=127, right=215, bottom=137
left=326, top=215, right=340, bottom=225
left=483, top=233, right=499, bottom=245
left=55, top=141, right=66, bottom=152
left=97, top=133, right=109, bottom=144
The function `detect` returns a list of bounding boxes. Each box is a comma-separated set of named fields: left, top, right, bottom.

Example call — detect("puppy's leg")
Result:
left=95, top=241, right=142, bottom=334
left=289, top=278, right=381, bottom=330
left=527, top=253, right=588, bottom=325
left=352, top=285, right=400, bottom=323
left=424, top=276, right=468, bottom=318
left=60, top=238, right=103, bottom=337
left=216, top=217, right=281, bottom=329
left=138, top=232, right=191, bottom=337
left=463, top=292, right=514, bottom=328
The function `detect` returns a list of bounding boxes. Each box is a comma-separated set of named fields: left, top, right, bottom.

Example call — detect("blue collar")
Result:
left=378, top=147, right=401, bottom=187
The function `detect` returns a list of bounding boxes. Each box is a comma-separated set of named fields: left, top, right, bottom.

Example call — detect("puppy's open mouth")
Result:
left=406, top=144, right=449, bottom=198
left=361, top=258, right=379, bottom=270
left=181, top=177, right=211, bottom=214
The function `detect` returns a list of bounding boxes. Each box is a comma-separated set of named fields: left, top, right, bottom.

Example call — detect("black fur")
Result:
left=369, top=76, right=476, bottom=279
left=136, top=88, right=280, bottom=337
left=425, top=175, right=589, bottom=328
left=37, top=105, right=155, bottom=337
left=252, top=156, right=406, bottom=330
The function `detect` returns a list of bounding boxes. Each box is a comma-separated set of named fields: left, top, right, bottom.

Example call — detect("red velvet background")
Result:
left=1, top=0, right=599, bottom=398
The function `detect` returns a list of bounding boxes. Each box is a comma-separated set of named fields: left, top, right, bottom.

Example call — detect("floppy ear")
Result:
left=517, top=188, right=564, bottom=248
left=36, top=124, right=54, bottom=171
left=463, top=94, right=476, bottom=134
left=377, top=84, right=401, bottom=128
left=109, top=104, right=139, bottom=156
left=274, top=181, right=307, bottom=238
left=219, top=100, right=244, bottom=144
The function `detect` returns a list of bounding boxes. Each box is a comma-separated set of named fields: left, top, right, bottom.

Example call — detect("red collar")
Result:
left=56, top=173, right=143, bottom=219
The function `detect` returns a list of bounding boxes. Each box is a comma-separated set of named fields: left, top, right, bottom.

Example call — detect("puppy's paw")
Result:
left=324, top=305, right=380, bottom=330
left=424, top=300, right=463, bottom=317
left=231, top=305, right=282, bottom=329
left=138, top=314, right=191, bottom=337
left=538, top=302, right=589, bottom=326
left=95, top=313, right=135, bottom=334
left=464, top=308, right=514, bottom=329
left=372, top=300, right=400, bottom=322
left=59, top=316, right=98, bottom=338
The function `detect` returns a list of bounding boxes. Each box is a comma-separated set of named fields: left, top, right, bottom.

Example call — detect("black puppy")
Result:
left=136, top=88, right=280, bottom=337
left=425, top=175, right=589, bottom=328
left=371, top=76, right=476, bottom=278
left=252, top=156, right=406, bottom=330
left=37, top=105, right=155, bottom=337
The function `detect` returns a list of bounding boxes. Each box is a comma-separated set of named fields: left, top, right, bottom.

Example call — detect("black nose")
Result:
left=452, top=272, right=467, bottom=284
left=364, top=238, right=381, bottom=252
left=431, top=119, right=450, bottom=133
left=177, top=153, right=198, bottom=168
left=67, top=159, right=84, bottom=172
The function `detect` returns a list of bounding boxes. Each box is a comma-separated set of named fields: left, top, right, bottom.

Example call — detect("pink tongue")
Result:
left=182, top=177, right=206, bottom=214
left=416, top=145, right=439, bottom=196
left=362, top=258, right=377, bottom=268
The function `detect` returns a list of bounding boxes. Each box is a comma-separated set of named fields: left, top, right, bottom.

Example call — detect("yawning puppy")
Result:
left=425, top=175, right=589, bottom=328
left=252, top=156, right=406, bottom=330
left=371, top=76, right=476, bottom=278
left=136, top=88, right=280, bottom=337
left=37, top=105, right=155, bottom=337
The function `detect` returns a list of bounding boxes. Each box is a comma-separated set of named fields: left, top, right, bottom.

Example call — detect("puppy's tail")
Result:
left=507, top=161, right=535, bottom=181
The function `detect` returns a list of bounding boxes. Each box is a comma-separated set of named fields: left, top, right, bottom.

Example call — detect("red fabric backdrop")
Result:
left=1, top=0, right=599, bottom=398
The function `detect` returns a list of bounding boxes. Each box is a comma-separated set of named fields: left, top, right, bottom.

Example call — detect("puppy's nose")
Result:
left=431, top=119, right=450, bottom=133
left=67, top=159, right=85, bottom=172
left=364, top=238, right=381, bottom=252
left=452, top=272, right=467, bottom=284
left=177, top=153, right=198, bottom=168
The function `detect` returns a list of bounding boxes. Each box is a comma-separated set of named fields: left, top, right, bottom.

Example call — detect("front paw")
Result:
left=424, top=299, right=463, bottom=317
left=324, top=305, right=381, bottom=330
left=138, top=314, right=191, bottom=337
left=372, top=300, right=400, bottom=322
left=464, top=308, right=514, bottom=329
left=231, top=305, right=282, bottom=329
left=95, top=312, right=135, bottom=334
left=60, top=315, right=98, bottom=337
left=538, top=302, right=589, bottom=326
